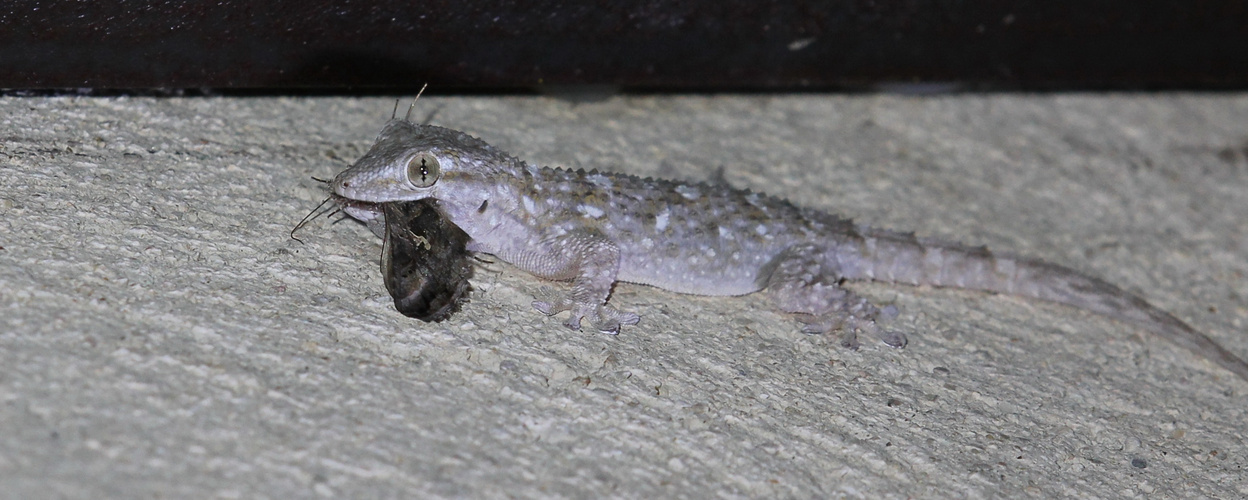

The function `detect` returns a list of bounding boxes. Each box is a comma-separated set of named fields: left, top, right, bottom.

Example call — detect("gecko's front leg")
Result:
left=524, top=229, right=641, bottom=334
left=763, top=243, right=907, bottom=350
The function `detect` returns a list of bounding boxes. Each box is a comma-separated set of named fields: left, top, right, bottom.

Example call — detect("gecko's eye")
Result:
left=406, top=153, right=441, bottom=188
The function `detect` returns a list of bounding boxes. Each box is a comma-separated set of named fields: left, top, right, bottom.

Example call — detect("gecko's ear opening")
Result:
left=406, top=153, right=441, bottom=188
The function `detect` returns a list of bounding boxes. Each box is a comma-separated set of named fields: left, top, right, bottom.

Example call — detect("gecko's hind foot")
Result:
left=796, top=314, right=907, bottom=349
left=532, top=288, right=640, bottom=334
left=846, top=315, right=907, bottom=349
left=763, top=243, right=909, bottom=350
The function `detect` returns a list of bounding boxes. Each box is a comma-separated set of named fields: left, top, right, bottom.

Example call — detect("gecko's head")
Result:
left=331, top=119, right=504, bottom=204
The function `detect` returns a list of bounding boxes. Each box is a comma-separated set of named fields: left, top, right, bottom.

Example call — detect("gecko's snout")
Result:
left=328, top=166, right=370, bottom=200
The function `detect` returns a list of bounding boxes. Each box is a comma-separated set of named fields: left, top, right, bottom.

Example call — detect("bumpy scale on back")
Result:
left=331, top=118, right=1248, bottom=381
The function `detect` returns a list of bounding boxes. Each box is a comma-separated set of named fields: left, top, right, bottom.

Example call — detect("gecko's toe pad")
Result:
left=532, top=290, right=639, bottom=334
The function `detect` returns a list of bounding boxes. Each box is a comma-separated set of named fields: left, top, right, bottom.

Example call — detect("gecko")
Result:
left=328, top=115, right=1248, bottom=381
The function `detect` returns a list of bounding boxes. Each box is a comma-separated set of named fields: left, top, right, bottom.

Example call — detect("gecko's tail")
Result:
left=837, top=227, right=1248, bottom=381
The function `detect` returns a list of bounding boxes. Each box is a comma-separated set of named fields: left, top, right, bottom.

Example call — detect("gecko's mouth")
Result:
left=329, top=193, right=388, bottom=226
left=329, top=193, right=378, bottom=212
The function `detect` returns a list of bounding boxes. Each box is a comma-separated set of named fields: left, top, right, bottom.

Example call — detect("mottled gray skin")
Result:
left=332, top=119, right=1248, bottom=381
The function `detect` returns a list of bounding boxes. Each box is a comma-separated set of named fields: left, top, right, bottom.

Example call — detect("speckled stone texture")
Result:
left=2, top=94, right=1246, bottom=498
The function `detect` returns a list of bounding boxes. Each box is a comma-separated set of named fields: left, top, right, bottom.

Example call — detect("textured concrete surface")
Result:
left=2, top=94, right=1247, bottom=498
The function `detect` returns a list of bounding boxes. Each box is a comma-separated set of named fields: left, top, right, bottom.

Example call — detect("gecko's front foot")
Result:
left=532, top=287, right=640, bottom=334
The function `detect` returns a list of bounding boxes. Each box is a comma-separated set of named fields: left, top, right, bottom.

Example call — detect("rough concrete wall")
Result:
left=1, top=94, right=1246, bottom=498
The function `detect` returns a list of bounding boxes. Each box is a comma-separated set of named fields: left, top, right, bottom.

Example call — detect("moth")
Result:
left=379, top=198, right=473, bottom=322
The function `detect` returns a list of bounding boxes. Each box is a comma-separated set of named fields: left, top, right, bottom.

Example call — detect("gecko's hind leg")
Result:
left=763, top=244, right=907, bottom=349
left=528, top=231, right=641, bottom=334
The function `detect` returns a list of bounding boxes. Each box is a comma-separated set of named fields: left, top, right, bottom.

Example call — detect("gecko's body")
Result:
left=332, top=118, right=1248, bottom=380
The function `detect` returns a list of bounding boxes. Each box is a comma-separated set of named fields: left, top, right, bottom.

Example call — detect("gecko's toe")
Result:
left=562, top=315, right=585, bottom=331
left=797, top=314, right=844, bottom=336
left=595, top=322, right=622, bottom=335
left=588, top=306, right=639, bottom=334
left=839, top=329, right=861, bottom=350
left=876, top=329, right=908, bottom=348
left=845, top=316, right=908, bottom=349
left=532, top=287, right=569, bottom=316
left=533, top=300, right=563, bottom=316
left=599, top=312, right=640, bottom=334
left=535, top=299, right=586, bottom=330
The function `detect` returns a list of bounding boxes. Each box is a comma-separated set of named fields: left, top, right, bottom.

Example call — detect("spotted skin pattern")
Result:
left=331, top=118, right=1248, bottom=380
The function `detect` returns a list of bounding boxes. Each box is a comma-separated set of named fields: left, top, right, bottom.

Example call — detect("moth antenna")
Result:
left=391, top=99, right=400, bottom=120
left=404, top=83, right=429, bottom=122
left=291, top=196, right=336, bottom=244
